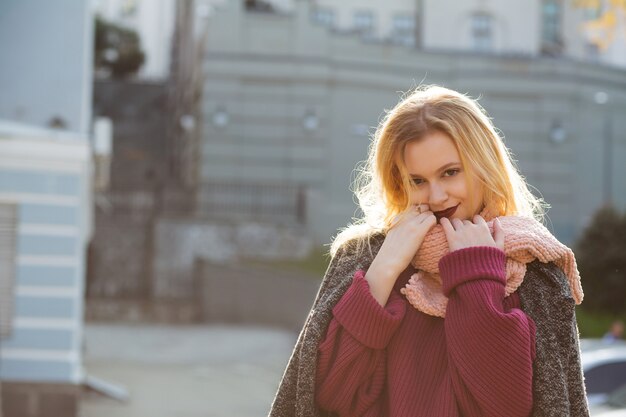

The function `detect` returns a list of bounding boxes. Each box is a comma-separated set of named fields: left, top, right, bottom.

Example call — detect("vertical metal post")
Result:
left=603, top=113, right=613, bottom=204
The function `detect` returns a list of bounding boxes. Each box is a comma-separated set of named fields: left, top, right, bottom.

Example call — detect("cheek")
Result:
left=450, top=176, right=470, bottom=198
left=463, top=179, right=485, bottom=211
left=408, top=187, right=426, bottom=203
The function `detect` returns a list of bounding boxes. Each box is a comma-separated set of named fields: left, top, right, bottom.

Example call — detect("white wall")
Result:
left=313, top=0, right=416, bottom=40
left=422, top=0, right=540, bottom=55
left=0, top=0, right=94, bottom=135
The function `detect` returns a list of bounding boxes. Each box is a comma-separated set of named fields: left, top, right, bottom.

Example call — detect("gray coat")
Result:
left=268, top=233, right=589, bottom=417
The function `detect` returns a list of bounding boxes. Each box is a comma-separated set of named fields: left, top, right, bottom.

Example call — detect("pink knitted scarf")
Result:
left=400, top=215, right=584, bottom=318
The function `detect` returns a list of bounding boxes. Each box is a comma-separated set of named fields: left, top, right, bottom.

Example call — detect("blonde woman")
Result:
left=269, top=86, right=588, bottom=417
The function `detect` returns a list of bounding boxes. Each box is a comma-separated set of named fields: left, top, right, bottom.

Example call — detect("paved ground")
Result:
left=79, top=323, right=298, bottom=417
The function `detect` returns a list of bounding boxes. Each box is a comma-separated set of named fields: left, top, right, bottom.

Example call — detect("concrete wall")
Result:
left=197, top=260, right=320, bottom=331
left=152, top=219, right=313, bottom=299
left=92, top=81, right=170, bottom=190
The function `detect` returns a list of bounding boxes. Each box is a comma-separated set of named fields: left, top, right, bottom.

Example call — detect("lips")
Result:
left=433, top=204, right=459, bottom=220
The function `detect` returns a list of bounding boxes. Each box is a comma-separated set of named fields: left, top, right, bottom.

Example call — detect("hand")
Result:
left=373, top=204, right=437, bottom=279
left=364, top=204, right=437, bottom=306
left=440, top=215, right=504, bottom=252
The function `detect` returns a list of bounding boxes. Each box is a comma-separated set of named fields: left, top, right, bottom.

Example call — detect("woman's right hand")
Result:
left=364, top=204, right=436, bottom=306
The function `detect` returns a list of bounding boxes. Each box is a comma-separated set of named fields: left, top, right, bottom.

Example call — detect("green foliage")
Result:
left=242, top=245, right=331, bottom=278
left=94, top=16, right=145, bottom=78
left=575, top=206, right=626, bottom=315
left=576, top=307, right=626, bottom=338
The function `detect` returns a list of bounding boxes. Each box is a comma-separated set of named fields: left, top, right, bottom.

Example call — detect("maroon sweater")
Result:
left=315, top=246, right=537, bottom=417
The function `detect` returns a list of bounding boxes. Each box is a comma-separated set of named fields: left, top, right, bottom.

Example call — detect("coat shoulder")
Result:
left=520, top=260, right=575, bottom=304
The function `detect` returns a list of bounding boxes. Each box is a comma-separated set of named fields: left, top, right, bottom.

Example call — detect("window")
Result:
left=391, top=14, right=416, bottom=46
left=0, top=201, right=18, bottom=339
left=542, top=1, right=562, bottom=46
left=354, top=10, right=375, bottom=35
left=311, top=8, right=335, bottom=28
left=471, top=12, right=493, bottom=52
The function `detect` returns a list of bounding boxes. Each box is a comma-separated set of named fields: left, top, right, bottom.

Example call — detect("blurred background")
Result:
left=0, top=0, right=626, bottom=416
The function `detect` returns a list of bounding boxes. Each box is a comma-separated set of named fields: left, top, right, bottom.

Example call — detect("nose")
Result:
left=428, top=182, right=448, bottom=207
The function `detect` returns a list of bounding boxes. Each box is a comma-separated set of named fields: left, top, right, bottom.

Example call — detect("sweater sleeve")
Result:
left=440, top=246, right=536, bottom=417
left=315, top=270, right=406, bottom=416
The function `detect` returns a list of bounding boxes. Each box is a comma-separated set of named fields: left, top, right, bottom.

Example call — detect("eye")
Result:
left=411, top=177, right=425, bottom=185
left=443, top=169, right=460, bottom=177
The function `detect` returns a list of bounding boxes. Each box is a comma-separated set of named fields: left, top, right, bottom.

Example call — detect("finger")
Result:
left=451, top=218, right=463, bottom=230
left=463, top=220, right=473, bottom=227
left=440, top=217, right=455, bottom=237
left=417, top=204, right=430, bottom=214
left=474, top=215, right=487, bottom=225
left=493, top=217, right=505, bottom=250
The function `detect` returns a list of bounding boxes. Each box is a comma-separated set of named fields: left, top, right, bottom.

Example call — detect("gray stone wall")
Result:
left=196, top=260, right=321, bottom=331
left=152, top=219, right=313, bottom=300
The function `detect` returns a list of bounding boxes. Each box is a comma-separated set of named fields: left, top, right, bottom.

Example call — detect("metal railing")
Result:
left=197, top=181, right=306, bottom=224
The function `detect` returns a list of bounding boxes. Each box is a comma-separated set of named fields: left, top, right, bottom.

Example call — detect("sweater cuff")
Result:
left=332, top=270, right=406, bottom=349
left=439, top=246, right=506, bottom=298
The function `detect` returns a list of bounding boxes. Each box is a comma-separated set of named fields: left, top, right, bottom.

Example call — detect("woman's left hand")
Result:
left=440, top=215, right=505, bottom=252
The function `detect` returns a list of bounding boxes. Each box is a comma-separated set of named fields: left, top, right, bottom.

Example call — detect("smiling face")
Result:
left=403, top=130, right=484, bottom=221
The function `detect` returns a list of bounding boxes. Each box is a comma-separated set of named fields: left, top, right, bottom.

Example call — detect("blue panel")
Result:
left=0, top=359, right=73, bottom=382
left=15, top=296, right=75, bottom=319
left=1, top=328, right=74, bottom=350
left=17, top=265, right=77, bottom=287
left=0, top=169, right=80, bottom=196
left=20, top=203, right=78, bottom=226
left=18, top=235, right=77, bottom=256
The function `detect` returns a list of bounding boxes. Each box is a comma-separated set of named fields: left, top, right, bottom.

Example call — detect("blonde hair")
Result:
left=329, top=85, right=546, bottom=257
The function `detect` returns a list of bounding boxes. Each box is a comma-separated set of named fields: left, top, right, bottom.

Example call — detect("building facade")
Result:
left=0, top=1, right=94, bottom=416
left=200, top=0, right=626, bottom=246
left=308, top=0, right=626, bottom=68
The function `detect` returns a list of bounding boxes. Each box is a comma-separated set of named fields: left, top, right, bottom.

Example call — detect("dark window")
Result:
left=541, top=0, right=563, bottom=55
left=311, top=8, right=335, bottom=28
left=471, top=12, right=493, bottom=51
left=542, top=1, right=560, bottom=43
left=354, top=10, right=375, bottom=34
left=391, top=14, right=415, bottom=46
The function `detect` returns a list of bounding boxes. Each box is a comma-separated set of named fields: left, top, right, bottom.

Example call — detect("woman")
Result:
left=268, top=86, right=589, bottom=417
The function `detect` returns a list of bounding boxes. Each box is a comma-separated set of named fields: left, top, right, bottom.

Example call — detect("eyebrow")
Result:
left=409, top=162, right=461, bottom=178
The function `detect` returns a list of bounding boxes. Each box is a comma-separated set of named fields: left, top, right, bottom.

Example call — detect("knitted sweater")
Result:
left=268, top=232, right=589, bottom=417
left=316, top=246, right=534, bottom=416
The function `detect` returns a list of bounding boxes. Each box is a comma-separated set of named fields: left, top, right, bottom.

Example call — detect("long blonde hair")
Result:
left=329, top=85, right=546, bottom=257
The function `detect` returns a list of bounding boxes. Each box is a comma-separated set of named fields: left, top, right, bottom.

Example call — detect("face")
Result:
left=403, top=130, right=484, bottom=221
